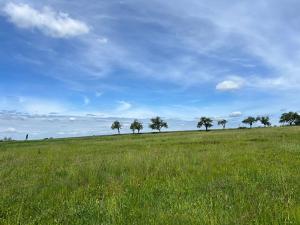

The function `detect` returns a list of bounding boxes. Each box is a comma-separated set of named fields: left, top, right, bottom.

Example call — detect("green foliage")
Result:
left=217, top=119, right=227, bottom=129
left=280, top=112, right=299, bottom=126
left=0, top=127, right=299, bottom=224
left=296, top=116, right=300, bottom=126
left=111, top=120, right=122, bottom=134
left=130, top=119, right=143, bottom=134
left=242, top=116, right=257, bottom=128
left=257, top=116, right=271, bottom=127
left=197, top=117, right=213, bottom=131
left=149, top=116, right=168, bottom=132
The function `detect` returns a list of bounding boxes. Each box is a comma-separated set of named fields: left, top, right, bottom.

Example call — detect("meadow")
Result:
left=0, top=127, right=299, bottom=225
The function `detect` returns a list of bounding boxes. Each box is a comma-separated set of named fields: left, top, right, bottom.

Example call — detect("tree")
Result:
left=217, top=119, right=227, bottom=129
left=257, top=116, right=271, bottom=127
left=130, top=119, right=143, bottom=134
left=149, top=117, right=168, bottom=132
left=296, top=115, right=300, bottom=126
left=3, top=137, right=12, bottom=142
left=280, top=112, right=299, bottom=126
left=135, top=121, right=144, bottom=133
left=111, top=120, right=122, bottom=134
left=242, top=116, right=257, bottom=128
left=197, top=117, right=213, bottom=131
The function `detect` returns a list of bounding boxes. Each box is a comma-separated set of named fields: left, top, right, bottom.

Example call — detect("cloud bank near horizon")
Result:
left=0, top=110, right=281, bottom=140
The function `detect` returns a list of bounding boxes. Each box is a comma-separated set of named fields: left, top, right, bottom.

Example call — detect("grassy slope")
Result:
left=0, top=127, right=299, bottom=225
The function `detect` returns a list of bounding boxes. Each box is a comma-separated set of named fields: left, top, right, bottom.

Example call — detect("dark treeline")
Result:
left=111, top=112, right=300, bottom=134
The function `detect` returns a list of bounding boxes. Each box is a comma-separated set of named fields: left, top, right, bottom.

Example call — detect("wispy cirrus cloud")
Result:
left=3, top=0, right=300, bottom=90
left=2, top=2, right=89, bottom=38
left=117, top=101, right=132, bottom=111
left=1, top=0, right=300, bottom=140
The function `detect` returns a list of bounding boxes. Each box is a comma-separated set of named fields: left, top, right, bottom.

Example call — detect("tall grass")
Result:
left=0, top=127, right=299, bottom=224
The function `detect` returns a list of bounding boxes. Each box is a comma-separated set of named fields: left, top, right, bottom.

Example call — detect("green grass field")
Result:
left=0, top=127, right=299, bottom=225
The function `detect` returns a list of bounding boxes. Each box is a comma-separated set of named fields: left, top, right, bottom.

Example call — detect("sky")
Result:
left=0, top=0, right=300, bottom=139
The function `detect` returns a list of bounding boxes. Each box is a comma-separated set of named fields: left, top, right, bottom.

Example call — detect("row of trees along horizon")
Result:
left=111, top=111, right=300, bottom=134
left=1, top=112, right=299, bottom=141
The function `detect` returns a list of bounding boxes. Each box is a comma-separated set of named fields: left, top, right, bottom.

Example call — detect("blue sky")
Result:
left=0, top=0, right=300, bottom=139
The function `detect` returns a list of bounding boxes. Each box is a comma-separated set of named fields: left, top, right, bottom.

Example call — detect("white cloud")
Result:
left=229, top=111, right=242, bottom=117
left=117, top=101, right=132, bottom=111
left=3, top=2, right=89, bottom=38
left=216, top=79, right=243, bottom=91
left=3, top=0, right=300, bottom=91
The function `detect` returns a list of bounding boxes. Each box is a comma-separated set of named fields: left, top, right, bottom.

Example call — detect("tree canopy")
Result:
left=296, top=115, right=300, bottom=126
left=149, top=117, right=168, bottom=132
left=217, top=119, right=227, bottom=129
left=242, top=117, right=257, bottom=128
left=197, top=117, right=213, bottom=131
left=257, top=116, right=271, bottom=127
left=111, top=120, right=122, bottom=134
left=280, top=112, right=299, bottom=126
left=130, top=119, right=143, bottom=134
left=296, top=117, right=300, bottom=125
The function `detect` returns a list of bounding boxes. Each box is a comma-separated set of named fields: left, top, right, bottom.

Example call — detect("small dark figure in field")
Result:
left=25, top=134, right=29, bottom=141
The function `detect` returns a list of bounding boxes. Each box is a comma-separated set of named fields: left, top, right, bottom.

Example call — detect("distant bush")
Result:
left=44, top=137, right=54, bottom=140
left=238, top=127, right=247, bottom=129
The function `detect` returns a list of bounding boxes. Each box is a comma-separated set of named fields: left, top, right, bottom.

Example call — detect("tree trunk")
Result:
left=118, top=128, right=120, bottom=134
left=205, top=126, right=208, bottom=131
